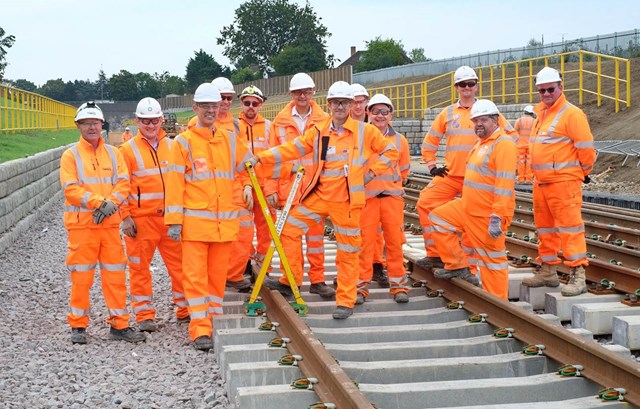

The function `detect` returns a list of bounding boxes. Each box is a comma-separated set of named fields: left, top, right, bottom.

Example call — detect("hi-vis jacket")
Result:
left=365, top=125, right=410, bottom=198
left=119, top=129, right=171, bottom=219
left=164, top=126, right=252, bottom=242
left=421, top=101, right=516, bottom=177
left=60, top=136, right=130, bottom=229
left=514, top=115, right=534, bottom=148
left=530, top=93, right=596, bottom=183
left=258, top=117, right=399, bottom=210
left=239, top=112, right=277, bottom=196
left=461, top=128, right=516, bottom=218
left=187, top=113, right=240, bottom=135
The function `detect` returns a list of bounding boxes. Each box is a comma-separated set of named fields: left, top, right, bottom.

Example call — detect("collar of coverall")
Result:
left=536, top=91, right=567, bottom=113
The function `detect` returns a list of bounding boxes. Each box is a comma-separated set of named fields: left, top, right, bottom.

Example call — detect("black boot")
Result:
left=373, top=263, right=390, bottom=288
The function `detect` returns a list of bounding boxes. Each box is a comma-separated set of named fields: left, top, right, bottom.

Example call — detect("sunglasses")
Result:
left=139, top=118, right=161, bottom=125
left=457, top=81, right=477, bottom=88
left=538, top=87, right=556, bottom=94
left=243, top=101, right=260, bottom=107
left=220, top=96, right=234, bottom=101
left=370, top=109, right=390, bottom=115
left=291, top=89, right=314, bottom=97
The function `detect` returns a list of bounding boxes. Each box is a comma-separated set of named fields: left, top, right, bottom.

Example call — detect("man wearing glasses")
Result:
left=416, top=66, right=515, bottom=272
left=252, top=81, right=399, bottom=319
left=118, top=97, right=189, bottom=333
left=60, top=102, right=146, bottom=345
left=522, top=67, right=595, bottom=296
left=266, top=73, right=335, bottom=299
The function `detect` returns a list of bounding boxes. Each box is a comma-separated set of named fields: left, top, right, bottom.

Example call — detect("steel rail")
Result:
left=406, top=257, right=640, bottom=407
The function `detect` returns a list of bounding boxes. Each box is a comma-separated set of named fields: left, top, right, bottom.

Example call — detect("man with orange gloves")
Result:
left=164, top=83, right=253, bottom=350
left=251, top=81, right=399, bottom=319
left=430, top=100, right=516, bottom=299
left=356, top=94, right=410, bottom=304
left=416, top=66, right=515, bottom=271
left=119, top=97, right=189, bottom=332
left=121, top=127, right=134, bottom=144
left=267, top=72, right=335, bottom=299
left=60, top=102, right=146, bottom=345
left=522, top=67, right=596, bottom=296
left=514, top=105, right=535, bottom=183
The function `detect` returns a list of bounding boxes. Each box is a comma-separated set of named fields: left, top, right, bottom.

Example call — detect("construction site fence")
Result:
left=1, top=85, right=76, bottom=132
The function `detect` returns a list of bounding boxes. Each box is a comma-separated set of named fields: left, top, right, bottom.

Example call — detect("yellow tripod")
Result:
left=243, top=163, right=308, bottom=316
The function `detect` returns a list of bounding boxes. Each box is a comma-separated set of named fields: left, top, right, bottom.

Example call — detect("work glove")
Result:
left=243, top=186, right=254, bottom=210
left=121, top=216, right=137, bottom=238
left=364, top=170, right=376, bottom=185
left=430, top=165, right=449, bottom=178
left=583, top=175, right=591, bottom=184
left=488, top=214, right=503, bottom=239
left=246, top=156, right=260, bottom=168
left=93, top=209, right=106, bottom=224
left=167, top=224, right=182, bottom=241
left=97, top=199, right=118, bottom=217
left=266, top=193, right=278, bottom=208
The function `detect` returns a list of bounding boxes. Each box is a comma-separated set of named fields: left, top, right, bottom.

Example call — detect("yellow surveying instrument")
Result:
left=242, top=163, right=308, bottom=317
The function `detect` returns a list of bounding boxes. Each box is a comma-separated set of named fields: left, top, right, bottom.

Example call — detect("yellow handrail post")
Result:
left=490, top=67, right=494, bottom=102
left=627, top=60, right=631, bottom=109
left=615, top=60, right=620, bottom=113
left=450, top=72, right=456, bottom=104
left=478, top=69, right=483, bottom=99
left=597, top=55, right=602, bottom=107
left=579, top=52, right=584, bottom=105
left=515, top=63, right=519, bottom=104
left=421, top=81, right=427, bottom=112
left=501, top=64, right=506, bottom=104
left=529, top=60, right=534, bottom=103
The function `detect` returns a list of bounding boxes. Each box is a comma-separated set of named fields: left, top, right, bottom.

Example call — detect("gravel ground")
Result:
left=0, top=196, right=231, bottom=409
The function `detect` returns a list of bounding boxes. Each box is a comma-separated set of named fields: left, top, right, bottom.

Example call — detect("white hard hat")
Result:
left=327, top=81, right=354, bottom=100
left=351, top=83, right=369, bottom=98
left=75, top=101, right=104, bottom=122
left=135, top=97, right=163, bottom=118
left=194, top=83, right=222, bottom=103
left=367, top=94, right=394, bottom=111
left=535, top=66, right=562, bottom=85
left=211, top=77, right=235, bottom=94
left=289, top=73, right=315, bottom=91
left=524, top=105, right=534, bottom=114
left=239, top=85, right=265, bottom=101
left=125, top=127, right=130, bottom=131
left=453, top=66, right=478, bottom=84
left=470, top=99, right=500, bottom=119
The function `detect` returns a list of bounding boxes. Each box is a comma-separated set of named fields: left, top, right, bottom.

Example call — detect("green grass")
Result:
left=0, top=129, right=80, bottom=163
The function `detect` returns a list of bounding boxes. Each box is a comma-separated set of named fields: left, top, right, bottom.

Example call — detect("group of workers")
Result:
left=60, top=63, right=595, bottom=350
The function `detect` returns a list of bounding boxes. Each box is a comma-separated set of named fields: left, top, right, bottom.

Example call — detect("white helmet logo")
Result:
left=148, top=107, right=153, bottom=112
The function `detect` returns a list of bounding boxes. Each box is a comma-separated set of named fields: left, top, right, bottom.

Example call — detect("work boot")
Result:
left=372, top=263, right=390, bottom=288
left=393, top=291, right=409, bottom=303
left=264, top=279, right=293, bottom=297
left=243, top=260, right=253, bottom=278
left=309, top=282, right=336, bottom=299
left=110, top=327, right=146, bottom=343
left=332, top=306, right=353, bottom=319
left=434, top=267, right=479, bottom=285
left=226, top=277, right=252, bottom=291
left=561, top=266, right=587, bottom=297
left=415, top=256, right=445, bottom=270
left=193, top=335, right=213, bottom=351
left=71, top=328, right=87, bottom=345
left=177, top=315, right=191, bottom=324
left=138, top=319, right=157, bottom=332
left=522, top=264, right=560, bottom=287
left=355, top=292, right=366, bottom=305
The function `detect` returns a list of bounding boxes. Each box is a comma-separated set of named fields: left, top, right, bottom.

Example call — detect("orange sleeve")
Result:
left=109, top=148, right=130, bottom=208
left=499, top=114, right=517, bottom=138
left=118, top=144, right=133, bottom=219
left=164, top=137, right=187, bottom=226
left=568, top=110, right=596, bottom=176
left=421, top=109, right=447, bottom=171
left=399, top=135, right=411, bottom=181
left=368, top=126, right=399, bottom=176
left=491, top=138, right=517, bottom=218
left=59, top=149, right=104, bottom=210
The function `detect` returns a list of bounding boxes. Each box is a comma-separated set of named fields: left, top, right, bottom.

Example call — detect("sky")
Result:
left=3, top=0, right=640, bottom=86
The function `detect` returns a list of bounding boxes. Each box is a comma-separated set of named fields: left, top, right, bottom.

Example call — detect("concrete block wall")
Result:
left=0, top=146, right=68, bottom=255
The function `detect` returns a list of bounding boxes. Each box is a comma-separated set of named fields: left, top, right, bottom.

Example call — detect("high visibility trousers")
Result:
left=279, top=193, right=361, bottom=307
left=372, top=227, right=386, bottom=266
left=533, top=180, right=588, bottom=267
left=66, top=228, right=129, bottom=329
left=253, top=190, right=277, bottom=259
left=227, top=208, right=255, bottom=282
left=278, top=219, right=326, bottom=284
left=517, top=147, right=532, bottom=182
left=358, top=196, right=407, bottom=297
left=430, top=200, right=510, bottom=300
left=182, top=240, right=231, bottom=341
left=124, top=216, right=188, bottom=322
left=416, top=175, right=464, bottom=257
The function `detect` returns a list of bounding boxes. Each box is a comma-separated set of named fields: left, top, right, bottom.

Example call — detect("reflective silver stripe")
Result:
left=297, top=206, right=323, bottom=225
left=127, top=255, right=141, bottom=264
left=167, top=164, right=185, bottom=174
left=445, top=129, right=476, bottom=137
left=540, top=136, right=572, bottom=145
left=531, top=160, right=580, bottom=171
left=427, top=129, right=443, bottom=139
left=352, top=157, right=367, bottom=166
left=209, top=306, right=224, bottom=315
left=133, top=305, right=153, bottom=314
left=130, top=140, right=146, bottom=173
left=464, top=180, right=494, bottom=192
left=63, top=180, right=78, bottom=189
left=537, top=227, right=559, bottom=234
left=252, top=141, right=270, bottom=149
left=333, top=225, right=360, bottom=237
left=133, top=168, right=161, bottom=177
left=68, top=263, right=96, bottom=272
left=557, top=225, right=585, bottom=233
left=185, top=171, right=214, bottom=181
left=548, top=102, right=571, bottom=136
left=214, top=171, right=233, bottom=180
left=64, top=206, right=93, bottom=213
left=493, top=187, right=513, bottom=197
left=81, top=192, right=91, bottom=208
left=187, top=296, right=209, bottom=306
left=306, top=234, right=324, bottom=242
left=184, top=209, right=238, bottom=220
left=473, top=259, right=510, bottom=270
left=429, top=213, right=456, bottom=232
left=99, top=262, right=126, bottom=271
left=229, top=131, right=238, bottom=179
left=472, top=247, right=507, bottom=259
left=326, top=154, right=349, bottom=162
left=447, top=145, right=474, bottom=152
left=209, top=294, right=224, bottom=304
left=495, top=171, right=515, bottom=179
left=575, top=141, right=593, bottom=149
left=337, top=243, right=359, bottom=252
left=165, top=205, right=184, bottom=214
left=114, top=191, right=125, bottom=202
left=350, top=184, right=365, bottom=193
left=306, top=247, right=324, bottom=254
left=173, top=291, right=185, bottom=299
left=294, top=138, right=307, bottom=156
left=130, top=192, right=165, bottom=201
left=190, top=311, right=209, bottom=319
left=175, top=300, right=188, bottom=307
left=278, top=127, right=287, bottom=145
left=285, top=215, right=309, bottom=233
left=422, top=142, right=439, bottom=150
left=70, top=307, right=91, bottom=316
left=108, top=308, right=128, bottom=316
left=130, top=294, right=152, bottom=302
left=565, top=252, right=587, bottom=260
left=540, top=255, right=560, bottom=262
left=321, top=169, right=344, bottom=177
left=105, top=145, right=120, bottom=185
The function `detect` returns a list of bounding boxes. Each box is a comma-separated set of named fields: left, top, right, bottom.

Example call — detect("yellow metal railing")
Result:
left=0, top=85, right=76, bottom=132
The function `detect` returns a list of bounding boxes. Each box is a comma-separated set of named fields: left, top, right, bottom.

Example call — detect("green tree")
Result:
left=0, top=26, right=16, bottom=80
left=163, top=74, right=187, bottom=95
left=38, top=79, right=67, bottom=101
left=96, top=69, right=109, bottom=101
left=108, top=70, right=138, bottom=101
left=409, top=47, right=431, bottom=63
left=8, top=79, right=37, bottom=92
left=135, top=72, right=160, bottom=98
left=217, top=0, right=332, bottom=73
left=185, top=49, right=229, bottom=92
left=272, top=43, right=327, bottom=76
left=230, top=67, right=260, bottom=85
left=355, top=37, right=408, bottom=73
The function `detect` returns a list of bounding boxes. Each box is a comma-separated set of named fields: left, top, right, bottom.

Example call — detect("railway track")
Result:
left=213, top=175, right=639, bottom=408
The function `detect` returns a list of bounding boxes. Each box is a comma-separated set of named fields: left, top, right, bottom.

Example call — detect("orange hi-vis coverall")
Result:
left=165, top=125, right=252, bottom=341
left=429, top=128, right=516, bottom=299
left=119, top=129, right=188, bottom=322
left=121, top=130, right=134, bottom=144
left=530, top=93, right=595, bottom=268
left=514, top=114, right=534, bottom=182
left=268, top=101, right=329, bottom=283
left=258, top=117, right=399, bottom=308
left=60, top=136, right=131, bottom=330
left=357, top=125, right=410, bottom=298
left=417, top=101, right=515, bottom=259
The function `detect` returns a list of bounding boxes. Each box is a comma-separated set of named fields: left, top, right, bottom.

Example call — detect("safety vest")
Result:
left=514, top=115, right=534, bottom=149
left=365, top=125, right=410, bottom=198
left=60, top=136, right=130, bottom=230
left=530, top=93, right=596, bottom=184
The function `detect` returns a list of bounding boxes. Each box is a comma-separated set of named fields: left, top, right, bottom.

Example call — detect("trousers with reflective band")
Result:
left=182, top=241, right=231, bottom=340
left=66, top=228, right=130, bottom=329
left=514, top=115, right=534, bottom=182
left=358, top=196, right=407, bottom=297
left=125, top=216, right=188, bottom=321
left=430, top=199, right=510, bottom=300
left=227, top=207, right=256, bottom=282
left=533, top=180, right=588, bottom=267
left=279, top=193, right=361, bottom=307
